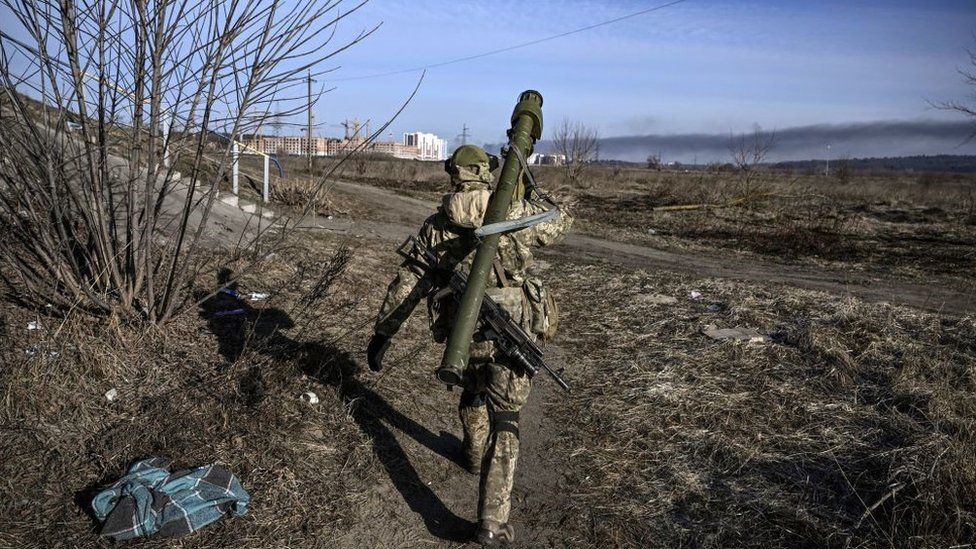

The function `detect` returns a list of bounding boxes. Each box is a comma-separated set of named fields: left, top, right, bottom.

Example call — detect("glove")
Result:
left=366, top=333, right=391, bottom=372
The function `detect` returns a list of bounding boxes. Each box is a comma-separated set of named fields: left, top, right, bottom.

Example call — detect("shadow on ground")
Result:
left=197, top=270, right=474, bottom=542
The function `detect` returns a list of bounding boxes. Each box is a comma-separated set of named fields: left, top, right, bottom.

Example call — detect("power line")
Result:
left=333, top=0, right=688, bottom=81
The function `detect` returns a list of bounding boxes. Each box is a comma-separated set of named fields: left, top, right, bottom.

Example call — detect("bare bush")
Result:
left=728, top=123, right=776, bottom=171
left=552, top=119, right=599, bottom=188
left=646, top=153, right=661, bottom=171
left=725, top=124, right=778, bottom=201
left=834, top=156, right=853, bottom=185
left=270, top=180, right=327, bottom=210
left=0, top=0, right=374, bottom=322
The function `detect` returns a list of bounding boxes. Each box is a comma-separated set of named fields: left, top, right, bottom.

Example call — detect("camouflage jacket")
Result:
left=375, top=181, right=573, bottom=348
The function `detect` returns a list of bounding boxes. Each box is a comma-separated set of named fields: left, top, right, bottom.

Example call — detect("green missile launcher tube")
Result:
left=436, top=90, right=544, bottom=386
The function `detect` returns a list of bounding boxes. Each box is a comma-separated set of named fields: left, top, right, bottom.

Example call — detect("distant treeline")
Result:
left=770, top=155, right=976, bottom=174
left=574, top=155, right=976, bottom=173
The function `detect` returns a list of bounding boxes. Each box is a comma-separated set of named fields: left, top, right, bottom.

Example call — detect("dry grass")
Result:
left=256, top=155, right=976, bottom=280
left=557, top=169, right=976, bottom=280
left=6, top=150, right=972, bottom=547
left=0, top=239, right=381, bottom=547
left=546, top=256, right=976, bottom=547
left=268, top=179, right=368, bottom=218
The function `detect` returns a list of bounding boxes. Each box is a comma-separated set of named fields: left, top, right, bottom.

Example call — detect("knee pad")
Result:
left=459, top=390, right=487, bottom=408
left=491, top=410, right=520, bottom=439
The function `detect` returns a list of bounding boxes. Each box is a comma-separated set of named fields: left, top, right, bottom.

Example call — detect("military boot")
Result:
left=475, top=520, right=515, bottom=546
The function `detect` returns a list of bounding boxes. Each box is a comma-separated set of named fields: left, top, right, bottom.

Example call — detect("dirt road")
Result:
left=325, top=179, right=974, bottom=315
left=332, top=358, right=573, bottom=548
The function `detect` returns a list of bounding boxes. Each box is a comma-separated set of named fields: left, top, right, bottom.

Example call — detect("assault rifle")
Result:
left=397, top=235, right=570, bottom=392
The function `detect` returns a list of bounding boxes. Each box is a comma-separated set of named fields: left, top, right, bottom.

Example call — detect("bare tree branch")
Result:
left=930, top=45, right=976, bottom=141
left=728, top=123, right=776, bottom=171
left=0, top=0, right=374, bottom=322
left=552, top=119, right=599, bottom=187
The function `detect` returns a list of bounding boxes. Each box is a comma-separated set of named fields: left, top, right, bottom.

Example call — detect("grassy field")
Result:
left=548, top=259, right=976, bottom=547
left=2, top=153, right=975, bottom=547
left=244, top=155, right=976, bottom=283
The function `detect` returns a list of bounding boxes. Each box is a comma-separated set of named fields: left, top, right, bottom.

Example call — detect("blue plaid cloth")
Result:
left=91, top=458, right=250, bottom=540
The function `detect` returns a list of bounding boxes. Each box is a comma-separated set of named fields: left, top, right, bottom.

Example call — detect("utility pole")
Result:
left=307, top=70, right=315, bottom=174
left=342, top=119, right=362, bottom=141
left=272, top=100, right=283, bottom=136
left=458, top=123, right=469, bottom=146
left=825, top=143, right=831, bottom=177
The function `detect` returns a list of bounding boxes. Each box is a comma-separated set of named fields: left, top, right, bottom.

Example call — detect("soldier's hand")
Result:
left=366, top=333, right=391, bottom=372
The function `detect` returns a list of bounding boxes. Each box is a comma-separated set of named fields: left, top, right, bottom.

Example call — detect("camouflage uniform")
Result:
left=374, top=159, right=572, bottom=526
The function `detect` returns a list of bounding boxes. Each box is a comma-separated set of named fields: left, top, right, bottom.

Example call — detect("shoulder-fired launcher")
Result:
left=436, top=90, right=544, bottom=386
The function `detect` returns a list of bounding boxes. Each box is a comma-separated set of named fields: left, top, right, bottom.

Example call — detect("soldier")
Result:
left=366, top=144, right=572, bottom=545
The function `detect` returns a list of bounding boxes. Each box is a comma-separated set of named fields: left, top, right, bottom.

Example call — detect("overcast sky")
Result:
left=314, top=0, right=976, bottom=161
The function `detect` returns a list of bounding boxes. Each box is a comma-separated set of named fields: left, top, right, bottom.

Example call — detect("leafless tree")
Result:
left=646, top=153, right=661, bottom=171
left=552, top=119, right=599, bottom=187
left=728, top=124, right=776, bottom=171
left=932, top=44, right=976, bottom=139
left=833, top=156, right=853, bottom=185
left=0, top=0, right=379, bottom=322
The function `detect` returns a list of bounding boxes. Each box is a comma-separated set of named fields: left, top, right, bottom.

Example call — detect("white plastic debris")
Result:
left=300, top=391, right=319, bottom=405
left=689, top=290, right=703, bottom=300
left=249, top=292, right=269, bottom=301
left=105, top=388, right=119, bottom=402
left=647, top=228, right=658, bottom=235
left=27, top=321, right=40, bottom=330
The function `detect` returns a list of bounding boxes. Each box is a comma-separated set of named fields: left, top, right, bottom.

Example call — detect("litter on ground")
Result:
left=91, top=458, right=249, bottom=540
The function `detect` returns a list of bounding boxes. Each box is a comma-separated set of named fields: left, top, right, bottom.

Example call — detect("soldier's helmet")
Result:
left=444, top=145, right=499, bottom=184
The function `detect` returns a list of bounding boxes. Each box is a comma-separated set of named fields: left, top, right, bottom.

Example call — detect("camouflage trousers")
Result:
left=458, top=358, right=532, bottom=524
